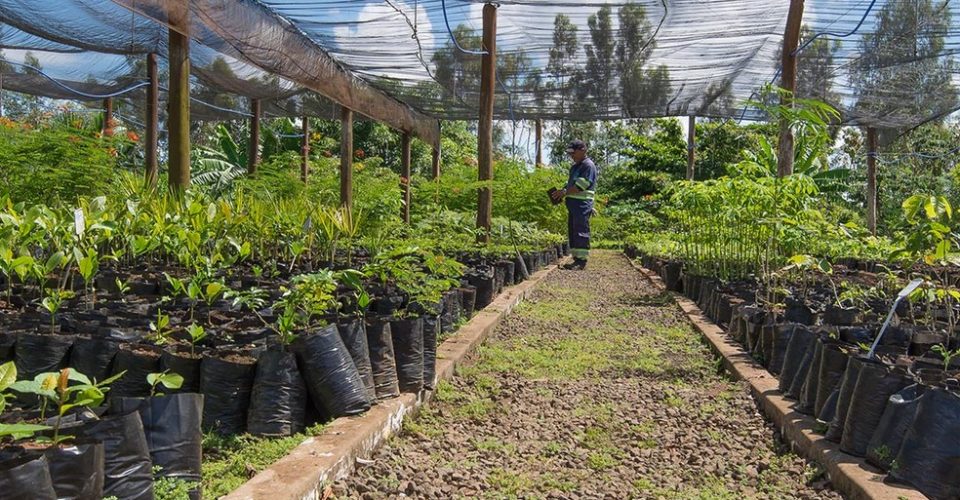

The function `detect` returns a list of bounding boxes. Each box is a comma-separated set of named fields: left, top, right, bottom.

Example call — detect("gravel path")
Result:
left=333, top=251, right=841, bottom=499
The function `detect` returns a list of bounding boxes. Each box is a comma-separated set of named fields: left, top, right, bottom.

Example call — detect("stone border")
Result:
left=629, top=261, right=926, bottom=500
left=224, top=262, right=561, bottom=500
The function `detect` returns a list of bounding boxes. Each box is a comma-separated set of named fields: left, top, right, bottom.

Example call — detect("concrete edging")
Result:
left=223, top=262, right=561, bottom=500
left=629, top=260, right=926, bottom=500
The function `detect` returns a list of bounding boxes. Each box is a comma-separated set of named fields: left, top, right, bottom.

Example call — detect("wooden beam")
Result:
left=145, top=52, right=159, bottom=189
left=340, top=107, right=353, bottom=211
left=102, top=97, right=114, bottom=136
left=114, top=0, right=440, bottom=150
left=401, top=132, right=412, bottom=224
left=686, top=116, right=696, bottom=181
left=167, top=17, right=191, bottom=191
left=866, top=127, right=878, bottom=235
left=777, top=0, right=805, bottom=178
left=248, top=98, right=261, bottom=175
left=535, top=118, right=543, bottom=167
left=431, top=145, right=441, bottom=180
left=476, top=3, right=497, bottom=244
left=301, top=114, right=310, bottom=183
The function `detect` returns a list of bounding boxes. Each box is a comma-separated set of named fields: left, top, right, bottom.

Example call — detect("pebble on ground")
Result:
left=333, top=251, right=841, bottom=499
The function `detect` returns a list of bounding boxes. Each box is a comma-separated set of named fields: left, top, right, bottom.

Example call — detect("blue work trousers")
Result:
left=565, top=197, right=593, bottom=260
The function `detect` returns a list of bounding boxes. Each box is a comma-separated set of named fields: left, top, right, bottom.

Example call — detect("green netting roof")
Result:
left=0, top=1, right=957, bottom=131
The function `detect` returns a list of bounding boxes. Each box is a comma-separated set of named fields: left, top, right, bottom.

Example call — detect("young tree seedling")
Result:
left=147, top=370, right=184, bottom=397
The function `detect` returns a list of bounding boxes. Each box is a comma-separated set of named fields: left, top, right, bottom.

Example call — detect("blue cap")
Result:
left=566, top=139, right=586, bottom=153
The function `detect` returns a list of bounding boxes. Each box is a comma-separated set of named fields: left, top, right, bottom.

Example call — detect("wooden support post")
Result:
left=145, top=52, right=159, bottom=189
left=102, top=97, right=114, bottom=136
left=777, top=0, right=805, bottom=178
left=339, top=107, right=354, bottom=211
left=476, top=3, right=497, bottom=244
left=686, top=116, right=696, bottom=181
left=248, top=98, right=261, bottom=175
left=167, top=17, right=191, bottom=191
left=401, top=133, right=412, bottom=224
left=301, top=114, right=310, bottom=183
left=431, top=145, right=441, bottom=180
left=866, top=127, right=878, bottom=235
left=535, top=118, right=543, bottom=167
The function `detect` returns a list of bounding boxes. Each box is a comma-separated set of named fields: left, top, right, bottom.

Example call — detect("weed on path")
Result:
left=333, top=251, right=840, bottom=499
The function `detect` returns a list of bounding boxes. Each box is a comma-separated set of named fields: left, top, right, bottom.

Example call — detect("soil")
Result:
left=122, top=344, right=161, bottom=359
left=332, top=251, right=841, bottom=499
left=217, top=352, right=257, bottom=365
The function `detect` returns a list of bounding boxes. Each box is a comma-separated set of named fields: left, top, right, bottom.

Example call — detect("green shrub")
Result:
left=0, top=119, right=122, bottom=204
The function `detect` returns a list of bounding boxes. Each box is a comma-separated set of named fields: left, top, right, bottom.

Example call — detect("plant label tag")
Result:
left=898, top=279, right=924, bottom=299
left=74, top=209, right=85, bottom=237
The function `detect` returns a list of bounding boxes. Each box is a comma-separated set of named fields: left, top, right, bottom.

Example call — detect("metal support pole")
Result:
left=145, top=52, right=159, bottom=189
left=777, top=0, right=805, bottom=178
left=248, top=98, right=261, bottom=175
left=401, top=133, right=412, bottom=224
left=340, top=107, right=354, bottom=211
left=167, top=14, right=191, bottom=191
left=301, top=114, right=310, bottom=183
left=686, top=116, right=696, bottom=181
left=476, top=3, right=497, bottom=244
left=866, top=127, right=878, bottom=235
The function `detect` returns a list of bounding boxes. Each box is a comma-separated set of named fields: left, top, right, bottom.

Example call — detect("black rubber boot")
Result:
left=563, top=258, right=587, bottom=270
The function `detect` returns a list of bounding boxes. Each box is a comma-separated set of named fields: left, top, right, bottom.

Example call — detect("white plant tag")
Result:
left=74, top=208, right=85, bottom=237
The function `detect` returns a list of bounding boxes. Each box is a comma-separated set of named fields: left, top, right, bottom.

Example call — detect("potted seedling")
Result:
left=41, top=288, right=76, bottom=335
left=0, top=361, right=57, bottom=498
left=198, top=280, right=228, bottom=326
left=8, top=367, right=124, bottom=499
left=0, top=362, right=50, bottom=440
left=10, top=368, right=124, bottom=443
left=75, top=248, right=100, bottom=310
left=284, top=271, right=371, bottom=418
left=157, top=316, right=203, bottom=394
left=164, top=273, right=201, bottom=322
left=184, top=323, right=208, bottom=357
left=148, top=309, right=173, bottom=346
left=109, top=370, right=202, bottom=495
left=930, top=344, right=960, bottom=371
left=333, top=269, right=376, bottom=401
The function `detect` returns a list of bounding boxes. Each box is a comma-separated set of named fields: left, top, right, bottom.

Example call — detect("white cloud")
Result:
left=332, top=0, right=436, bottom=81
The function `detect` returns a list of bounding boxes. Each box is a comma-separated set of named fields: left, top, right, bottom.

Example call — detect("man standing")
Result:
left=551, top=139, right=597, bottom=270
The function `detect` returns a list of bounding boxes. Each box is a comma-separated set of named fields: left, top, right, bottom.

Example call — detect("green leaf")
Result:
left=45, top=251, right=65, bottom=272
left=935, top=239, right=951, bottom=260
left=903, top=195, right=924, bottom=222
left=205, top=282, right=225, bottom=300
left=98, top=370, right=126, bottom=387
left=0, top=361, right=16, bottom=392
left=41, top=297, right=57, bottom=314
left=65, top=369, right=93, bottom=386
left=147, top=372, right=184, bottom=391
left=0, top=423, right=51, bottom=439
left=817, top=259, right=833, bottom=274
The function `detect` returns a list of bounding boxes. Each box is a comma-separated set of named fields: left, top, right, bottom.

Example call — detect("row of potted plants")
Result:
left=630, top=247, right=960, bottom=500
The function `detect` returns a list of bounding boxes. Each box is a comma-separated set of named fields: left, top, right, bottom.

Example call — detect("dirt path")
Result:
left=333, top=251, right=841, bottom=499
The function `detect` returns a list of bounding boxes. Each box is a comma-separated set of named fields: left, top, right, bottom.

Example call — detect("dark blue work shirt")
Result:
left=566, top=157, right=597, bottom=200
